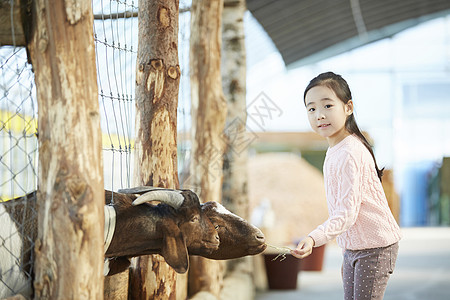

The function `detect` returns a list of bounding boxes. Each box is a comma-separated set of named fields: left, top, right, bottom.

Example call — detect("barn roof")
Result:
left=246, top=0, right=450, bottom=68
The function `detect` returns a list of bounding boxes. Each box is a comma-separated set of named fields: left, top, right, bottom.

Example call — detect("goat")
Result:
left=0, top=193, right=36, bottom=299
left=0, top=188, right=219, bottom=298
left=104, top=188, right=220, bottom=273
left=117, top=186, right=267, bottom=259
left=106, top=187, right=267, bottom=274
left=193, top=201, right=267, bottom=259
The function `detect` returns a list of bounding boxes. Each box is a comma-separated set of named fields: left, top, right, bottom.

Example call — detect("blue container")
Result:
left=400, top=161, right=434, bottom=227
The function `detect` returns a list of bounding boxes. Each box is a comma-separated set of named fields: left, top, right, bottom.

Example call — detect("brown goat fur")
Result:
left=192, top=201, right=267, bottom=259
left=2, top=188, right=266, bottom=280
left=104, top=190, right=219, bottom=273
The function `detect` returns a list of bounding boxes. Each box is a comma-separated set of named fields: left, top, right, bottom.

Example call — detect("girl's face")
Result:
left=305, top=85, right=353, bottom=147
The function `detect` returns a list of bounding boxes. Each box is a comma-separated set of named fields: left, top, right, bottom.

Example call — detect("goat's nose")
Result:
left=255, top=233, right=265, bottom=244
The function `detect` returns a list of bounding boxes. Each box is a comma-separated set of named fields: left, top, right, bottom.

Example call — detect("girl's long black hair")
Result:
left=303, top=72, right=384, bottom=181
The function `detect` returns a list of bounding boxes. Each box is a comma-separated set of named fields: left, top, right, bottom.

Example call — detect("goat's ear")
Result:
left=105, top=257, right=131, bottom=276
left=201, top=201, right=216, bottom=211
left=160, top=220, right=189, bottom=274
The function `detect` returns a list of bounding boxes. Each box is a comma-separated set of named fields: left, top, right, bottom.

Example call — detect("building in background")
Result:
left=244, top=12, right=450, bottom=226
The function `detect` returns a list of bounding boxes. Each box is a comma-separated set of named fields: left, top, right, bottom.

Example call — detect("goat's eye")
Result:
left=215, top=225, right=220, bottom=230
left=190, top=216, right=199, bottom=222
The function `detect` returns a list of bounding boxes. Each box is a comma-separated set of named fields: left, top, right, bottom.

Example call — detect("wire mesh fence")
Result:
left=178, top=0, right=192, bottom=188
left=93, top=0, right=138, bottom=192
left=0, top=44, right=38, bottom=298
left=0, top=0, right=192, bottom=296
left=0, top=47, right=37, bottom=201
left=93, top=0, right=192, bottom=191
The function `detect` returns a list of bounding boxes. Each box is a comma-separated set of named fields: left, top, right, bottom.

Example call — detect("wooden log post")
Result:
left=130, top=0, right=181, bottom=299
left=188, top=0, right=227, bottom=297
left=104, top=271, right=129, bottom=300
left=221, top=0, right=248, bottom=223
left=27, top=0, right=104, bottom=299
left=221, top=0, right=255, bottom=297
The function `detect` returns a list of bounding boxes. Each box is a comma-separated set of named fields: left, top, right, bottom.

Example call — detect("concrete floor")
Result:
left=256, top=227, right=450, bottom=300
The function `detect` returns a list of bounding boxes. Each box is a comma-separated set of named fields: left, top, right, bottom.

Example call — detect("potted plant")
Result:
left=263, top=246, right=301, bottom=290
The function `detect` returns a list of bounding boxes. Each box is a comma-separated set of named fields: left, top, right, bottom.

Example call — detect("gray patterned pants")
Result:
left=342, top=242, right=399, bottom=300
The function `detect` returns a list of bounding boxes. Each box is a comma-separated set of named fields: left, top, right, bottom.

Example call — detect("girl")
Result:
left=291, top=72, right=401, bottom=300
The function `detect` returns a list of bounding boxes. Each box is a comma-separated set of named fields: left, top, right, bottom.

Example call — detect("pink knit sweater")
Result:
left=309, top=134, right=401, bottom=250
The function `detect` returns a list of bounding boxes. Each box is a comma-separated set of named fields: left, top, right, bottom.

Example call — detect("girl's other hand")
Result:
left=291, top=236, right=315, bottom=259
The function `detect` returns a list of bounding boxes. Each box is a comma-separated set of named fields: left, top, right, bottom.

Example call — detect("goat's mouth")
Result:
left=203, top=240, right=220, bottom=250
left=248, top=243, right=267, bottom=255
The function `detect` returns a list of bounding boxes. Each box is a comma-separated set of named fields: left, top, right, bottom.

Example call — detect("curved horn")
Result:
left=132, top=190, right=185, bottom=209
left=118, top=186, right=168, bottom=194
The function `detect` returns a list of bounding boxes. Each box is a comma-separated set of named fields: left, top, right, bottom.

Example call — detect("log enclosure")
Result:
left=189, top=0, right=227, bottom=297
left=1, top=0, right=255, bottom=298
left=27, top=0, right=105, bottom=298
left=131, top=0, right=182, bottom=299
left=221, top=0, right=255, bottom=296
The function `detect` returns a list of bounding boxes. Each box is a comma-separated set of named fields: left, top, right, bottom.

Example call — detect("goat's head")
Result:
left=128, top=187, right=220, bottom=253
left=109, top=187, right=219, bottom=273
left=175, top=190, right=221, bottom=253
left=190, top=201, right=267, bottom=259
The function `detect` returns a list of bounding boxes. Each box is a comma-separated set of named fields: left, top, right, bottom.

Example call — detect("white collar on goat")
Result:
left=104, top=205, right=116, bottom=253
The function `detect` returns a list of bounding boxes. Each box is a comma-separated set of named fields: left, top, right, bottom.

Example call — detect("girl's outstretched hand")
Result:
left=291, top=236, right=315, bottom=259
